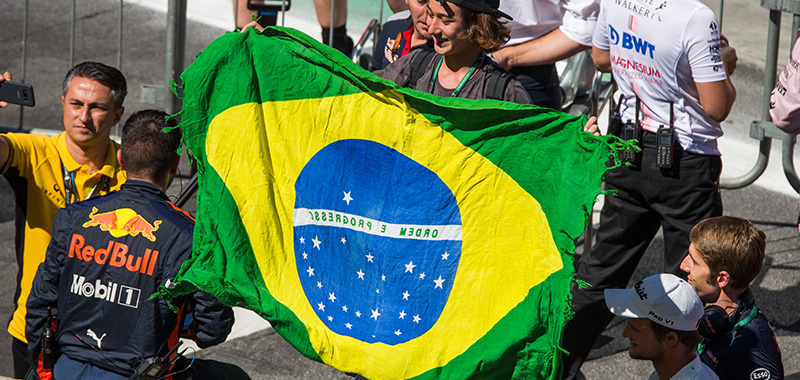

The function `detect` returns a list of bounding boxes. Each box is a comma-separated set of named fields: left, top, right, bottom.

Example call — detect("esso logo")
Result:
left=750, top=368, right=771, bottom=380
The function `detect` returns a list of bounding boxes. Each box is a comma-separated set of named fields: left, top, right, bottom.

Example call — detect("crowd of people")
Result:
left=0, top=0, right=798, bottom=379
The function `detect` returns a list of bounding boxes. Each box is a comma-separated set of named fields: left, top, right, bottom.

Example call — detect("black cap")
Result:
left=437, top=0, right=513, bottom=20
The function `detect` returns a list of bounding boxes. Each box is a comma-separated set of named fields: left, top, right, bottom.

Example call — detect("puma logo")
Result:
left=730, top=330, right=741, bottom=345
left=87, top=329, right=107, bottom=349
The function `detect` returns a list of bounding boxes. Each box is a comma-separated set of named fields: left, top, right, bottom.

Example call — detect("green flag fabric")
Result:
left=161, top=27, right=617, bottom=380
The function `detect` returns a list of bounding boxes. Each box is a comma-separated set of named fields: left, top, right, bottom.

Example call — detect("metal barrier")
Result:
left=352, top=18, right=380, bottom=68
left=721, top=0, right=800, bottom=193
left=166, top=0, right=188, bottom=115
left=581, top=70, right=615, bottom=253
left=6, top=0, right=187, bottom=130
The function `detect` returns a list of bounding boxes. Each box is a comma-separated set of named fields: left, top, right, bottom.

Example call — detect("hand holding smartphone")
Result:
left=0, top=79, right=35, bottom=107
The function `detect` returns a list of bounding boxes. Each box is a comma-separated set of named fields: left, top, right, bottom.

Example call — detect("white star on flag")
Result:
left=317, top=302, right=325, bottom=311
left=413, top=315, right=421, bottom=323
left=355, top=311, right=361, bottom=317
left=299, top=237, right=305, bottom=244
left=307, top=267, right=315, bottom=277
left=312, top=236, right=322, bottom=250
left=381, top=274, right=386, bottom=281
left=399, top=310, right=406, bottom=319
left=328, top=316, right=333, bottom=321
left=302, top=252, right=307, bottom=259
left=371, top=308, right=381, bottom=320
left=442, top=252, right=450, bottom=260
left=366, top=253, right=374, bottom=262
left=341, top=237, right=347, bottom=244
left=346, top=323, right=352, bottom=329
left=357, top=269, right=365, bottom=280
left=404, top=261, right=416, bottom=273
left=419, top=273, right=426, bottom=280
left=342, top=305, right=348, bottom=312
left=316, top=282, right=322, bottom=289
left=434, top=275, right=445, bottom=289
left=394, top=330, right=402, bottom=336
left=402, top=291, right=410, bottom=300
left=343, top=191, right=353, bottom=205
left=329, top=293, right=337, bottom=302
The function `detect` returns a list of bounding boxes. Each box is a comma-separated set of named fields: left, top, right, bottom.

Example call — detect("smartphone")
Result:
left=0, top=80, right=35, bottom=107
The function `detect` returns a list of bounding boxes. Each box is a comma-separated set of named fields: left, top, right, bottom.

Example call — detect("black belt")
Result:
left=640, top=129, right=660, bottom=149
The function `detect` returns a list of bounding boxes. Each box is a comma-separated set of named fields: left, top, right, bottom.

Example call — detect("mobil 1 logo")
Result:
left=71, top=274, right=142, bottom=308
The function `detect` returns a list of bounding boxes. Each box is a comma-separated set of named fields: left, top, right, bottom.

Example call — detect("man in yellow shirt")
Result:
left=0, top=61, right=127, bottom=378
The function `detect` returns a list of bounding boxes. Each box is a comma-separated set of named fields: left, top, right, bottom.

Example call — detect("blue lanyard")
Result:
left=62, top=163, right=109, bottom=206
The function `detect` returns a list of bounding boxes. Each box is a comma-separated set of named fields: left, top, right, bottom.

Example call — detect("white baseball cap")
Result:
left=604, top=273, right=704, bottom=332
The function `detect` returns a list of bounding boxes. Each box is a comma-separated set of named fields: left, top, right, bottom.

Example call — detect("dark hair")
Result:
left=461, top=9, right=510, bottom=53
left=121, top=110, right=181, bottom=181
left=62, top=61, right=127, bottom=108
left=648, top=320, right=702, bottom=349
left=689, top=216, right=766, bottom=290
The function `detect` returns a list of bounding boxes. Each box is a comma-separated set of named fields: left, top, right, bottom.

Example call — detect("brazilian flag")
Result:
left=161, top=27, right=617, bottom=380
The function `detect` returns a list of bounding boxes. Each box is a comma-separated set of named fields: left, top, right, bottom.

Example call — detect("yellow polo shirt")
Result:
left=1, top=132, right=125, bottom=342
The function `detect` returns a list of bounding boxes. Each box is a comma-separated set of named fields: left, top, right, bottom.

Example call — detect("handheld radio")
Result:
left=129, top=341, right=185, bottom=380
left=608, top=94, right=625, bottom=137
left=620, top=97, right=642, bottom=165
left=656, top=102, right=675, bottom=169
left=41, top=307, right=57, bottom=369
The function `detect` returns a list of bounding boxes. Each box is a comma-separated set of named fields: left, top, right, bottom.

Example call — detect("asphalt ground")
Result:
left=0, top=0, right=799, bottom=379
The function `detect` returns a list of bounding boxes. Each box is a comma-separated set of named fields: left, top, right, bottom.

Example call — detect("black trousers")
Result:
left=13, top=336, right=30, bottom=379
left=172, top=357, right=251, bottom=380
left=510, top=64, right=562, bottom=111
left=561, top=133, right=723, bottom=379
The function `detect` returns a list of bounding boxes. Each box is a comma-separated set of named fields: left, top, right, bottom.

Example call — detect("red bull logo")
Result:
left=69, top=233, right=159, bottom=276
left=82, top=207, right=162, bottom=242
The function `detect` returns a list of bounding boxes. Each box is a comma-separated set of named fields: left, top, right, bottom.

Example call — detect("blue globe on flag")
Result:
left=293, top=139, right=462, bottom=345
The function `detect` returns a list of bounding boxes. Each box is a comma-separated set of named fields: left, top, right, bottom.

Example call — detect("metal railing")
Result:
left=165, top=0, right=188, bottom=115
left=721, top=0, right=800, bottom=193
left=5, top=0, right=187, bottom=131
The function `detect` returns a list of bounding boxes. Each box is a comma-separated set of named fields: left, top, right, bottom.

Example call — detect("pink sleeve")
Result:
left=770, top=32, right=800, bottom=134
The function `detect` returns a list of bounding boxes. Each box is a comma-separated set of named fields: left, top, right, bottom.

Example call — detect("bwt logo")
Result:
left=609, top=25, right=656, bottom=59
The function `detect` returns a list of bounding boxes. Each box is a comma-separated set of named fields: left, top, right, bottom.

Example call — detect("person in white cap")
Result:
left=604, top=273, right=718, bottom=380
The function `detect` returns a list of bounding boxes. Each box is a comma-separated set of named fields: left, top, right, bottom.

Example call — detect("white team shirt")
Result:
left=593, top=0, right=728, bottom=154
left=647, top=355, right=720, bottom=380
left=499, top=0, right=599, bottom=47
